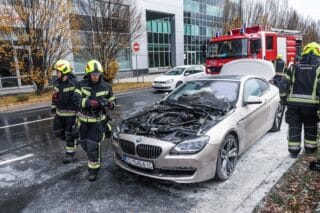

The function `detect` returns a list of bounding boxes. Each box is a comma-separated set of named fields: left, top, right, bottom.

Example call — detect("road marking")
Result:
left=0, top=117, right=53, bottom=129
left=0, top=154, right=34, bottom=166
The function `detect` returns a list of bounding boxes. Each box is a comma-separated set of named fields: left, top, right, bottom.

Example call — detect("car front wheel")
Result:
left=215, top=134, right=238, bottom=181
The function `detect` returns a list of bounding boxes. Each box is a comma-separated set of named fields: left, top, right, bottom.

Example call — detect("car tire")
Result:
left=176, top=81, right=183, bottom=88
left=215, top=134, right=238, bottom=181
left=269, top=103, right=285, bottom=132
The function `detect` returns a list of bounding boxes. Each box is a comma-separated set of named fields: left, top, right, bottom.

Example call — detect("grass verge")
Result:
left=0, top=82, right=152, bottom=108
left=254, top=154, right=320, bottom=212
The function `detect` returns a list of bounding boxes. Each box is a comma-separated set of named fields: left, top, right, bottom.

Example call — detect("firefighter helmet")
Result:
left=53, top=60, right=72, bottom=75
left=302, top=42, right=320, bottom=57
left=276, top=54, right=283, bottom=59
left=85, top=60, right=103, bottom=75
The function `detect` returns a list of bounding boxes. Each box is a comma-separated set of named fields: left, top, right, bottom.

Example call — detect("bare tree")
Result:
left=73, top=0, right=142, bottom=82
left=1, top=0, right=80, bottom=94
left=222, top=0, right=242, bottom=34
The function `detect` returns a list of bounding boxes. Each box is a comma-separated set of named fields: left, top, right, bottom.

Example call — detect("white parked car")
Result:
left=152, top=65, right=205, bottom=91
left=112, top=59, right=282, bottom=183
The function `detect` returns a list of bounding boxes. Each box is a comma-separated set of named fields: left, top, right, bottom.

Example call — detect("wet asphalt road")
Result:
left=0, top=89, right=294, bottom=213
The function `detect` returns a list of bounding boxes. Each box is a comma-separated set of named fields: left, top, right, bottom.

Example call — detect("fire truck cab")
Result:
left=205, top=26, right=302, bottom=74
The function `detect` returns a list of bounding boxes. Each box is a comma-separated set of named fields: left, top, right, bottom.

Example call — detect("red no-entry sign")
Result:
left=132, top=42, right=140, bottom=52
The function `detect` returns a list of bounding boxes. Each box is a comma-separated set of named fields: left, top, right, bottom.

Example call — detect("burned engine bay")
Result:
left=119, top=92, right=234, bottom=142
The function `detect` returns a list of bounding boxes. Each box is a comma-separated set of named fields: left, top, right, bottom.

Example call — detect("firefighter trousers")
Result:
left=53, top=115, right=77, bottom=154
left=79, top=121, right=106, bottom=174
left=285, top=105, right=319, bottom=154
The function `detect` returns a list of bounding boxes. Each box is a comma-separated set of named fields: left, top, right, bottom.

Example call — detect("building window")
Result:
left=147, top=17, right=172, bottom=68
left=183, top=0, right=223, bottom=64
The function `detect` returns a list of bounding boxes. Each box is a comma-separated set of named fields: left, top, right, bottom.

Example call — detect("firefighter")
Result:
left=78, top=59, right=115, bottom=181
left=280, top=42, right=320, bottom=158
left=273, top=54, right=286, bottom=88
left=52, top=60, right=81, bottom=163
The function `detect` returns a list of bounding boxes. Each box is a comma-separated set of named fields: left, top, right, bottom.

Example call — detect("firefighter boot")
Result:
left=62, top=153, right=75, bottom=164
left=88, top=169, right=99, bottom=181
left=289, top=151, right=300, bottom=158
left=309, top=159, right=320, bottom=171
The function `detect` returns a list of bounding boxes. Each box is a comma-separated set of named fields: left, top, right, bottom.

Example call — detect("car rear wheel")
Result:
left=215, top=134, right=238, bottom=181
left=270, top=103, right=285, bottom=132
left=176, top=81, right=183, bottom=88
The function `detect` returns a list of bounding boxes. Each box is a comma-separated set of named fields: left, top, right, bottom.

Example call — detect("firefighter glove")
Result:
left=88, top=99, right=100, bottom=109
left=98, top=98, right=108, bottom=108
left=107, top=101, right=115, bottom=110
left=52, top=92, right=58, bottom=103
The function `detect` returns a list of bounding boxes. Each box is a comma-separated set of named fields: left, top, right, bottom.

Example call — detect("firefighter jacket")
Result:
left=279, top=61, right=320, bottom=107
left=52, top=74, right=81, bottom=116
left=78, top=78, right=115, bottom=123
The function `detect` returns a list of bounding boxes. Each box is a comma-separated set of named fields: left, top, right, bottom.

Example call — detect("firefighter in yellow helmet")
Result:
left=279, top=42, right=320, bottom=160
left=273, top=54, right=286, bottom=88
left=52, top=60, right=81, bottom=163
left=78, top=59, right=115, bottom=181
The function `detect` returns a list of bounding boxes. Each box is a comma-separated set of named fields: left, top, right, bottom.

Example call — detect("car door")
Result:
left=183, top=67, right=194, bottom=81
left=193, top=66, right=206, bottom=78
left=239, top=78, right=271, bottom=147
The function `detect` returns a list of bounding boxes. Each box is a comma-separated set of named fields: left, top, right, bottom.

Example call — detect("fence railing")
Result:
left=0, top=76, right=33, bottom=89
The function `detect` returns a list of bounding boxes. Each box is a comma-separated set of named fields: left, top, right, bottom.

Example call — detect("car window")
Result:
left=256, top=78, right=269, bottom=93
left=165, top=68, right=185, bottom=75
left=243, top=78, right=263, bottom=101
left=193, top=66, right=204, bottom=74
left=184, top=69, right=193, bottom=75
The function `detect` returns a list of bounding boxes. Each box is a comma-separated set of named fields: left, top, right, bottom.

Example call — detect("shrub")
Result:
left=104, top=58, right=119, bottom=83
left=15, top=94, right=29, bottom=102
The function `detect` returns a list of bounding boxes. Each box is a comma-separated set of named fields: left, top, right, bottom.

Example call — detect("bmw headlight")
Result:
left=166, top=79, right=174, bottom=83
left=171, top=136, right=210, bottom=154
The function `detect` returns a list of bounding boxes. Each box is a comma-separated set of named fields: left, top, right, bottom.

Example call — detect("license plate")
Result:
left=123, top=155, right=154, bottom=170
left=154, top=83, right=164, bottom=87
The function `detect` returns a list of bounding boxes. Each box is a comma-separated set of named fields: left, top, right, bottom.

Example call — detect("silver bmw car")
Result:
left=112, top=59, right=281, bottom=183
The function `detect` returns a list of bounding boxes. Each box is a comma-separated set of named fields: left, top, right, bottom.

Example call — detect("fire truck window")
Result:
left=250, top=39, right=261, bottom=54
left=266, top=36, right=273, bottom=50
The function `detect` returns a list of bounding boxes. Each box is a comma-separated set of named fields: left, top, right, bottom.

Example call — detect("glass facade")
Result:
left=147, top=17, right=172, bottom=68
left=183, top=0, right=224, bottom=65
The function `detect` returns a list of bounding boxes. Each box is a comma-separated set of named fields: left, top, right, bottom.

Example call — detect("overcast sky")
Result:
left=288, top=0, right=320, bottom=21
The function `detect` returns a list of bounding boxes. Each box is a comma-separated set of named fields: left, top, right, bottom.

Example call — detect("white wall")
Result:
left=133, top=0, right=184, bottom=70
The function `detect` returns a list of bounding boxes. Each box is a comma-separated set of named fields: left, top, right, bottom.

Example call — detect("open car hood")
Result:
left=220, top=59, right=275, bottom=81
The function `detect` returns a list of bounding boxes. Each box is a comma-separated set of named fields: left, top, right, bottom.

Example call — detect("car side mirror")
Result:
left=184, top=72, right=191, bottom=76
left=243, top=95, right=262, bottom=105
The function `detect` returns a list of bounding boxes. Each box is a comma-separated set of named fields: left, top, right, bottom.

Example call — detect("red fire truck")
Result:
left=205, top=26, right=302, bottom=74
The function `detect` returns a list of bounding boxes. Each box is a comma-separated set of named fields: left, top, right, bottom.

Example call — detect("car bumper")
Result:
left=152, top=82, right=176, bottom=90
left=112, top=134, right=219, bottom=183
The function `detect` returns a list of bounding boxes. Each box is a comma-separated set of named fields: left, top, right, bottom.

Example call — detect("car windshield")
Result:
left=164, top=68, right=185, bottom=75
left=166, top=80, right=240, bottom=108
left=208, top=39, right=248, bottom=58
